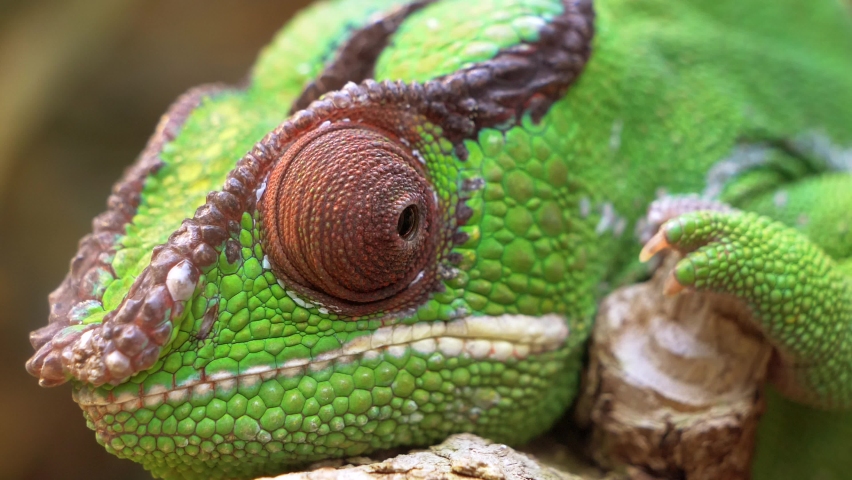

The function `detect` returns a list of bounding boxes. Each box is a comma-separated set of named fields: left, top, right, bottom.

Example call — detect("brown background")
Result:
left=0, top=1, right=312, bottom=478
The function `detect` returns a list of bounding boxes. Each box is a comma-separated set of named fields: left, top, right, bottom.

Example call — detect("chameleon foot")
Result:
left=641, top=208, right=852, bottom=408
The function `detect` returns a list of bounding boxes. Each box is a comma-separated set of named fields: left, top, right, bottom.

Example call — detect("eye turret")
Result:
left=262, top=123, right=437, bottom=310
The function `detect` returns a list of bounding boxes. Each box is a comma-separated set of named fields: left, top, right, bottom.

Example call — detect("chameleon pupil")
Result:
left=397, top=204, right=419, bottom=240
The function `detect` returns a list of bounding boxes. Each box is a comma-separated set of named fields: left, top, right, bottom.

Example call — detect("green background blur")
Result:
left=0, top=1, right=311, bottom=478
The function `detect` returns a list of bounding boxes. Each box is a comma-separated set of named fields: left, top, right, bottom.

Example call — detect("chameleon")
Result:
left=24, top=0, right=852, bottom=478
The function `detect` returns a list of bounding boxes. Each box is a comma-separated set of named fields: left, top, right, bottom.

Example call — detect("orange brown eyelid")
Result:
left=261, top=122, right=438, bottom=313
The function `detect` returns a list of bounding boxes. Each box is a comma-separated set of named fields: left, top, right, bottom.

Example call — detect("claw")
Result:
left=662, top=271, right=687, bottom=296
left=639, top=229, right=672, bottom=263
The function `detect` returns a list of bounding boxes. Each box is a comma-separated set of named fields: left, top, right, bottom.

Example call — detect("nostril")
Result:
left=397, top=204, right=419, bottom=240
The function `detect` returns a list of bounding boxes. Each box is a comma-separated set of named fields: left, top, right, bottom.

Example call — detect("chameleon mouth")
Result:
left=73, top=313, right=569, bottom=409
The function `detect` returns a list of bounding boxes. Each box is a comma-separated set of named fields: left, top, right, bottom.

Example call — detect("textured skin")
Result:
left=25, top=0, right=852, bottom=479
left=649, top=209, right=852, bottom=406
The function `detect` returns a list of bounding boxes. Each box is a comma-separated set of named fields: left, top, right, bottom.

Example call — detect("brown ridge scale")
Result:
left=26, top=84, right=229, bottom=386
left=289, top=0, right=437, bottom=113
left=26, top=0, right=594, bottom=388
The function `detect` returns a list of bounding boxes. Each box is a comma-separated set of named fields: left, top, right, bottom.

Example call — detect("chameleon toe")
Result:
left=639, top=229, right=672, bottom=263
left=662, top=269, right=688, bottom=296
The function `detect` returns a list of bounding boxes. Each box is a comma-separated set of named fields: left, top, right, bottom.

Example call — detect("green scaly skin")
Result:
left=26, top=0, right=852, bottom=479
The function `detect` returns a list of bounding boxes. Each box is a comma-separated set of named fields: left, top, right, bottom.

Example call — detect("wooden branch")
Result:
left=574, top=257, right=773, bottom=480
left=257, top=434, right=617, bottom=480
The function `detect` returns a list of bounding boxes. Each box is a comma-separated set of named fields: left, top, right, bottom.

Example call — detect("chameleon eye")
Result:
left=261, top=123, right=437, bottom=310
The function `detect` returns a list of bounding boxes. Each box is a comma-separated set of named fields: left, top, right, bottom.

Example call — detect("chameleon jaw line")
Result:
left=73, top=313, right=569, bottom=408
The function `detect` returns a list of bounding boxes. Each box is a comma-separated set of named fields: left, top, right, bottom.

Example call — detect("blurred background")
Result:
left=0, top=1, right=312, bottom=478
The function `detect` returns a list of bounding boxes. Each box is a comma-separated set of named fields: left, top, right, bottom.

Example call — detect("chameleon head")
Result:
left=262, top=122, right=439, bottom=313
left=25, top=0, right=596, bottom=477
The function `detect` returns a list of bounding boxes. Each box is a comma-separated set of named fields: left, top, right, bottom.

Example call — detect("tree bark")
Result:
left=574, top=257, right=772, bottom=479
left=258, top=434, right=618, bottom=480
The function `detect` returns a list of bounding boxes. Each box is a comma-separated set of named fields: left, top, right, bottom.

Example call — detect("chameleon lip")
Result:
left=73, top=313, right=569, bottom=408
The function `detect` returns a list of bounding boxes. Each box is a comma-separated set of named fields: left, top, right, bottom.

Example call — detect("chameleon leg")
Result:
left=735, top=172, right=852, bottom=262
left=640, top=195, right=852, bottom=408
